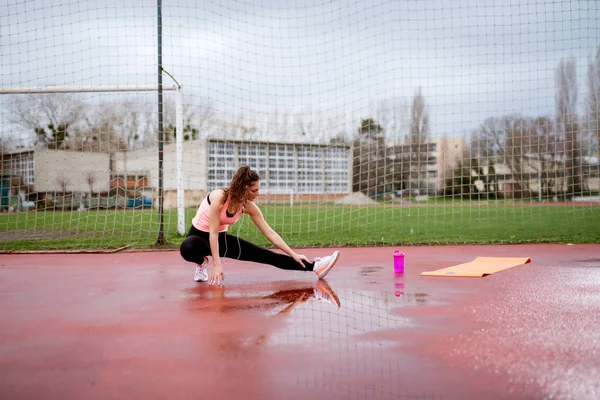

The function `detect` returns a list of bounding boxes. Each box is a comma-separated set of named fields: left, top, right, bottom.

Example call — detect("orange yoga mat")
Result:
left=421, top=257, right=531, bottom=277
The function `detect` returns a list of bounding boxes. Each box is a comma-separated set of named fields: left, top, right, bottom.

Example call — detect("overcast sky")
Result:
left=1, top=0, right=599, bottom=145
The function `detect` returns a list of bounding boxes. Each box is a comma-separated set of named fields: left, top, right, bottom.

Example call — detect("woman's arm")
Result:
left=208, top=189, right=226, bottom=284
left=244, top=201, right=310, bottom=267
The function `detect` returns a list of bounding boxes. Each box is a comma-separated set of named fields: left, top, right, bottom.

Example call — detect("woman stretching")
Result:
left=180, top=165, right=340, bottom=285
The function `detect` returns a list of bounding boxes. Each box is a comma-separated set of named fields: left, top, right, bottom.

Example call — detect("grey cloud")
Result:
left=1, top=0, right=599, bottom=142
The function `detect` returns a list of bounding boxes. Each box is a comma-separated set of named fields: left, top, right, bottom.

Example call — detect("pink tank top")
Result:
left=192, top=191, right=244, bottom=232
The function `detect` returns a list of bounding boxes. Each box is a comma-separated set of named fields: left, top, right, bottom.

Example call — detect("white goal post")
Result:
left=0, top=84, right=188, bottom=237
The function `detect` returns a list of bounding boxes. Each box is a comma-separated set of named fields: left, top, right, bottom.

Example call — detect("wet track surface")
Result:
left=0, top=244, right=599, bottom=399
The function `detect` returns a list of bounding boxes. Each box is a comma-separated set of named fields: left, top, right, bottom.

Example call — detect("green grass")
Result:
left=1, top=202, right=599, bottom=251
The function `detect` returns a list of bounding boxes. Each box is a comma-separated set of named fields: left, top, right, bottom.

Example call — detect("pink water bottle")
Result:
left=394, top=250, right=405, bottom=273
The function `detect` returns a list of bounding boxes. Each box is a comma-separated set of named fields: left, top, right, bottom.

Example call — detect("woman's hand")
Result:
left=209, top=264, right=225, bottom=285
left=292, top=253, right=310, bottom=269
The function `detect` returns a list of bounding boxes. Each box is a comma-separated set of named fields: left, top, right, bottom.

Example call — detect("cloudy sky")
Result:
left=1, top=0, right=599, bottom=145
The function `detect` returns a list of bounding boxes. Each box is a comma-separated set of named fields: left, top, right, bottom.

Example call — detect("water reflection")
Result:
left=392, top=282, right=429, bottom=305
left=181, top=276, right=435, bottom=399
left=394, top=282, right=404, bottom=297
left=183, top=279, right=341, bottom=315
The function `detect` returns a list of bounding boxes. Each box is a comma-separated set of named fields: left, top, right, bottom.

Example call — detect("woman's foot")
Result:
left=313, top=250, right=340, bottom=280
left=194, top=257, right=209, bottom=282
left=313, top=279, right=341, bottom=308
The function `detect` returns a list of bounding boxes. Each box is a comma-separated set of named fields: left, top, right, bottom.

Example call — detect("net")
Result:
left=185, top=278, right=442, bottom=399
left=1, top=0, right=599, bottom=251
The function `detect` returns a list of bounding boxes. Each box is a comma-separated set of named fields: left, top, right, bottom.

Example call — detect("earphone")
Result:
left=222, top=213, right=244, bottom=264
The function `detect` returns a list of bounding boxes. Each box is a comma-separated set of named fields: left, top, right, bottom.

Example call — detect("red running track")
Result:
left=0, top=244, right=599, bottom=400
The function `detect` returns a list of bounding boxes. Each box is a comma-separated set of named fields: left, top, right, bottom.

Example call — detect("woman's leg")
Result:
left=220, top=233, right=314, bottom=272
left=179, top=227, right=211, bottom=264
left=180, top=227, right=214, bottom=282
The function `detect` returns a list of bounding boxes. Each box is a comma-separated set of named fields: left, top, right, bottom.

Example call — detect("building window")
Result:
left=238, top=142, right=267, bottom=181
left=207, top=141, right=236, bottom=190
left=324, top=147, right=349, bottom=193
left=207, top=140, right=349, bottom=195
left=268, top=143, right=296, bottom=193
left=3, top=152, right=34, bottom=185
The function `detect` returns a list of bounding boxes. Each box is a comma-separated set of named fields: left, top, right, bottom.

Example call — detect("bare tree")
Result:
left=325, top=111, right=349, bottom=145
left=409, top=88, right=430, bottom=146
left=139, top=104, right=158, bottom=148
left=7, top=93, right=86, bottom=149
left=329, top=134, right=350, bottom=146
left=469, top=116, right=513, bottom=161
left=67, top=119, right=128, bottom=153
left=390, top=98, right=410, bottom=144
left=163, top=99, right=212, bottom=143
left=192, top=99, right=215, bottom=140
left=407, top=88, right=430, bottom=191
left=352, top=118, right=386, bottom=195
left=470, top=115, right=560, bottom=199
left=529, top=116, right=560, bottom=198
left=370, top=98, right=408, bottom=145
left=292, top=108, right=308, bottom=138
left=294, top=105, right=317, bottom=141
left=556, top=58, right=583, bottom=196
left=95, top=100, right=144, bottom=150
left=317, top=108, right=336, bottom=144
left=232, top=110, right=255, bottom=141
left=66, top=119, right=128, bottom=174
left=587, top=45, right=600, bottom=155
left=504, top=117, right=532, bottom=197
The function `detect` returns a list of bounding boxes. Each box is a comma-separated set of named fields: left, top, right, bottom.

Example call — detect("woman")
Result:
left=180, top=165, right=340, bottom=285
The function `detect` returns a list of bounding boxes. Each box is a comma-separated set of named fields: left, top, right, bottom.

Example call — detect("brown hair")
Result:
left=223, top=165, right=260, bottom=210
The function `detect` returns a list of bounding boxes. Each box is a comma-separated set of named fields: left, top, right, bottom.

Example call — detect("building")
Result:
left=2, top=138, right=350, bottom=211
left=1, top=149, right=111, bottom=210
left=116, top=138, right=351, bottom=209
left=493, top=155, right=599, bottom=197
left=387, top=137, right=466, bottom=194
left=1, top=149, right=111, bottom=193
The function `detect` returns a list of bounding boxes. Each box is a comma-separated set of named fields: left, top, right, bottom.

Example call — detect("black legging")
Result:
left=180, top=225, right=314, bottom=271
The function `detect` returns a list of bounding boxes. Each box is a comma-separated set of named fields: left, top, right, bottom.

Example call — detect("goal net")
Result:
left=1, top=1, right=599, bottom=251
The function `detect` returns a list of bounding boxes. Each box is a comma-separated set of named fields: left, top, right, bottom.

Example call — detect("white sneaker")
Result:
left=313, top=280, right=341, bottom=308
left=313, top=250, right=340, bottom=280
left=194, top=258, right=209, bottom=282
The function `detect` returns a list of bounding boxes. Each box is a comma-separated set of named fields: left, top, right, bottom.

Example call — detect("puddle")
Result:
left=182, top=283, right=318, bottom=314
left=358, top=265, right=384, bottom=276
left=570, top=259, right=600, bottom=268
left=174, top=275, right=471, bottom=398
left=181, top=278, right=426, bottom=351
